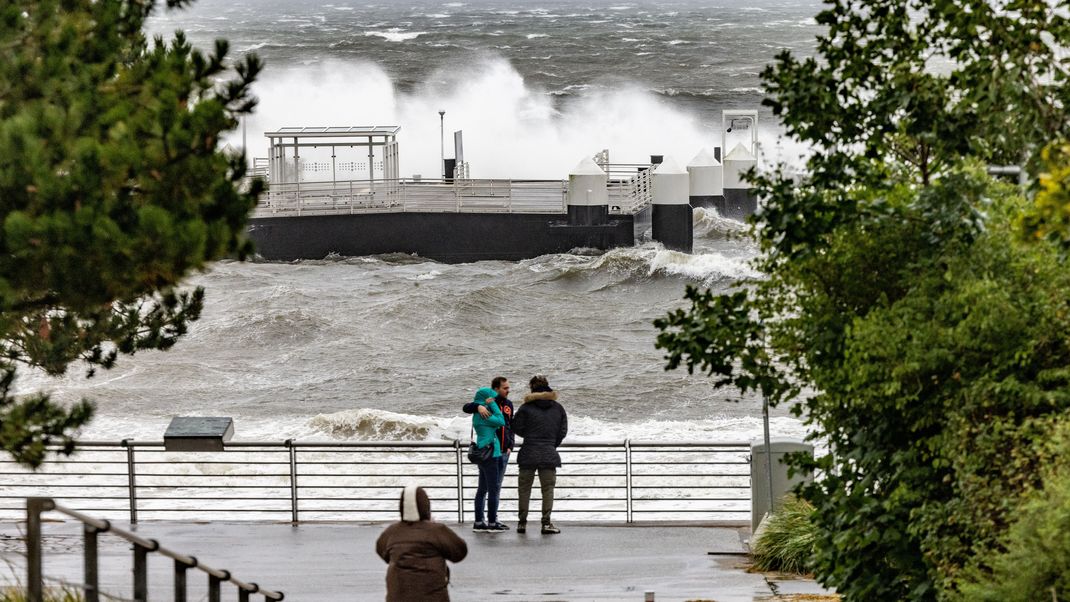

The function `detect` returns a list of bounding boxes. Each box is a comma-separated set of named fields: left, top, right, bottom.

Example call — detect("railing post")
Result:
left=123, top=439, right=138, bottom=524
left=26, top=497, right=53, bottom=602
left=239, top=589, right=250, bottom=602
left=174, top=557, right=192, bottom=602
left=132, top=540, right=153, bottom=601
left=287, top=439, right=299, bottom=523
left=84, top=523, right=101, bottom=602
left=209, top=572, right=225, bottom=602
left=455, top=440, right=465, bottom=523
left=625, top=440, right=633, bottom=524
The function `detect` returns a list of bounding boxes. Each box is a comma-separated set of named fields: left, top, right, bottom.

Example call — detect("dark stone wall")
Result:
left=247, top=212, right=638, bottom=263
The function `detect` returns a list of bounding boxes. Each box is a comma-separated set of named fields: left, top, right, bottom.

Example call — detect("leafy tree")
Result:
left=0, top=0, right=262, bottom=467
left=655, top=1, right=1070, bottom=599
left=1020, top=142, right=1070, bottom=254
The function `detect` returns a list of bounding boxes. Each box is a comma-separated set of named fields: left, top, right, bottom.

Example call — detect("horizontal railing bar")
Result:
left=129, top=461, right=291, bottom=466
left=128, top=508, right=290, bottom=513
left=0, top=471, right=129, bottom=476
left=0, top=495, right=131, bottom=500
left=132, top=473, right=291, bottom=478
left=46, top=440, right=752, bottom=449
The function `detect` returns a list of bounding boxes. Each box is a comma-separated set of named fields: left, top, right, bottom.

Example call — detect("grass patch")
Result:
left=751, top=496, right=817, bottom=574
left=0, top=585, right=84, bottom=601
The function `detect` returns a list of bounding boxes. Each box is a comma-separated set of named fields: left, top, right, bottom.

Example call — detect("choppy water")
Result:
left=17, top=1, right=823, bottom=444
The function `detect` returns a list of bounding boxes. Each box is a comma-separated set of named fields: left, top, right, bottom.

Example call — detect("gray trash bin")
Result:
left=751, top=439, right=813, bottom=531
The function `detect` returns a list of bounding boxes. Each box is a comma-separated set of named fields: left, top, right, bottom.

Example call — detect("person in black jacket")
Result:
left=462, top=376, right=515, bottom=500
left=511, top=374, right=568, bottom=534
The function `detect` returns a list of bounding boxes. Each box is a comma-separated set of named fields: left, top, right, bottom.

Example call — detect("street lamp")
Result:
left=438, top=110, right=446, bottom=180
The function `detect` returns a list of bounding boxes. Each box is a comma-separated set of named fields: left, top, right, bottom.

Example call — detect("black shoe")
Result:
left=516, top=522, right=526, bottom=534
left=541, top=523, right=560, bottom=534
left=490, top=522, right=510, bottom=531
left=473, top=522, right=490, bottom=532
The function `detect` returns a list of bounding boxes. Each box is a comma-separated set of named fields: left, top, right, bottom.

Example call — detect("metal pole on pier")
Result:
left=439, top=110, right=446, bottom=179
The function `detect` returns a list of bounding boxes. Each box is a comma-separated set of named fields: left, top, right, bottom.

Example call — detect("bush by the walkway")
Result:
left=953, top=423, right=1070, bottom=602
left=751, top=496, right=817, bottom=574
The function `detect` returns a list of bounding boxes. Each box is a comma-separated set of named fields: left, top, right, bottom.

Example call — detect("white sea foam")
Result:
left=526, top=33, right=548, bottom=39
left=365, top=29, right=427, bottom=42
left=231, top=56, right=810, bottom=179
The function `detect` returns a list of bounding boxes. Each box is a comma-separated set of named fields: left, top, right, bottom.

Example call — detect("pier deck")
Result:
left=0, top=521, right=831, bottom=601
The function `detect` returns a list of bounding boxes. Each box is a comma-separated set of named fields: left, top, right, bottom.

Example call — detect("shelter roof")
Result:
left=265, top=126, right=401, bottom=138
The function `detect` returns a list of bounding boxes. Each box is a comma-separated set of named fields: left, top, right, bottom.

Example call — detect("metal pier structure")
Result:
left=246, top=113, right=760, bottom=262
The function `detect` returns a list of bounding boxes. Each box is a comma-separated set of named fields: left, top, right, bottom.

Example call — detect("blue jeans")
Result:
left=474, top=455, right=501, bottom=525
left=497, top=451, right=510, bottom=491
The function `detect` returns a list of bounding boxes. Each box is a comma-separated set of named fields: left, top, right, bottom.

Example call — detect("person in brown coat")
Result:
left=375, top=485, right=468, bottom=602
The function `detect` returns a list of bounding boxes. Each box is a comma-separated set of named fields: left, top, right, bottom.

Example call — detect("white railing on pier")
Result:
left=253, top=178, right=568, bottom=217
left=606, top=164, right=654, bottom=214
left=0, top=440, right=752, bottom=524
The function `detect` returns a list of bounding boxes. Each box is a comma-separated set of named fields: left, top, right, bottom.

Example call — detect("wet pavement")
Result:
left=0, top=521, right=833, bottom=601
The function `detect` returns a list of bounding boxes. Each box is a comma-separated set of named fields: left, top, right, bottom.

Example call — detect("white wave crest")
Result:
left=307, top=408, right=468, bottom=440
left=647, top=247, right=761, bottom=283
left=365, top=30, right=427, bottom=42
left=693, top=206, right=749, bottom=238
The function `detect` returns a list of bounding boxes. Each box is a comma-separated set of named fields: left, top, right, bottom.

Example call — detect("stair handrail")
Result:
left=26, top=497, right=284, bottom=602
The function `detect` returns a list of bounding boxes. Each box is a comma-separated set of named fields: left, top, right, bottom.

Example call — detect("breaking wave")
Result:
left=527, top=243, right=759, bottom=287
left=693, top=207, right=750, bottom=238
left=305, top=407, right=809, bottom=444
left=308, top=408, right=467, bottom=440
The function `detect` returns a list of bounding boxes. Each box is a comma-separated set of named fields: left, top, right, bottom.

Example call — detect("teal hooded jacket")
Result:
left=471, top=387, right=505, bottom=458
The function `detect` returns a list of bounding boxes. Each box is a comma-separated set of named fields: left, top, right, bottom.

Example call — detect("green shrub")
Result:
left=953, top=422, right=1070, bottom=601
left=751, top=496, right=818, bottom=574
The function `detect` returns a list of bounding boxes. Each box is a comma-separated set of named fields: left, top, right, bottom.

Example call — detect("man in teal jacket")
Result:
left=471, top=386, right=507, bottom=532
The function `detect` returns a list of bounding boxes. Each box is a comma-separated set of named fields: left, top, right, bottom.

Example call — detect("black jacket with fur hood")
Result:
left=513, top=388, right=568, bottom=468
left=375, top=485, right=468, bottom=602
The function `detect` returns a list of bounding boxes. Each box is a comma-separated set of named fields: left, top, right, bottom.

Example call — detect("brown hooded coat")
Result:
left=375, top=485, right=468, bottom=602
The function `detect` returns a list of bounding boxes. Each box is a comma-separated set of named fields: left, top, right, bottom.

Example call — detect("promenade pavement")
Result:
left=0, top=521, right=832, bottom=601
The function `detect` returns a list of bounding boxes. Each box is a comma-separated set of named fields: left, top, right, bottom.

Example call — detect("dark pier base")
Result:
left=723, top=189, right=758, bottom=220
left=651, top=204, right=694, bottom=253
left=248, top=212, right=639, bottom=263
left=567, top=205, right=609, bottom=226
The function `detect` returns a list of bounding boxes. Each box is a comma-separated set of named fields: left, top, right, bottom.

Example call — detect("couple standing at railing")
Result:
left=375, top=375, right=569, bottom=602
left=465, top=374, right=568, bottom=535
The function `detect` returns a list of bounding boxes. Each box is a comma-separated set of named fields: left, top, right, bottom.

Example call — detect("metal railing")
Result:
left=26, top=497, right=284, bottom=602
left=253, top=178, right=569, bottom=217
left=0, top=440, right=751, bottom=524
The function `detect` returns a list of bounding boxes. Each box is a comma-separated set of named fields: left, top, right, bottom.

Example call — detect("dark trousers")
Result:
left=474, top=456, right=501, bottom=524
left=517, top=467, right=557, bottom=525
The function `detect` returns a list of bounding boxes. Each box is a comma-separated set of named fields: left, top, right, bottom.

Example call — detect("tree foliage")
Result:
left=0, top=0, right=262, bottom=467
left=655, top=1, right=1070, bottom=599
left=1020, top=142, right=1070, bottom=255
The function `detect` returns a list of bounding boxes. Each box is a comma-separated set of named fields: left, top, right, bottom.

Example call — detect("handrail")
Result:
left=1, top=440, right=753, bottom=524
left=26, top=497, right=284, bottom=602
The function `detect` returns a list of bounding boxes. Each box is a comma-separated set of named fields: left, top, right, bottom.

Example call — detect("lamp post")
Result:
left=438, top=110, right=446, bottom=180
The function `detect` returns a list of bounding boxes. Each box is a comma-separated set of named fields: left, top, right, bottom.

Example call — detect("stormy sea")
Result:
left=16, top=0, right=823, bottom=445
